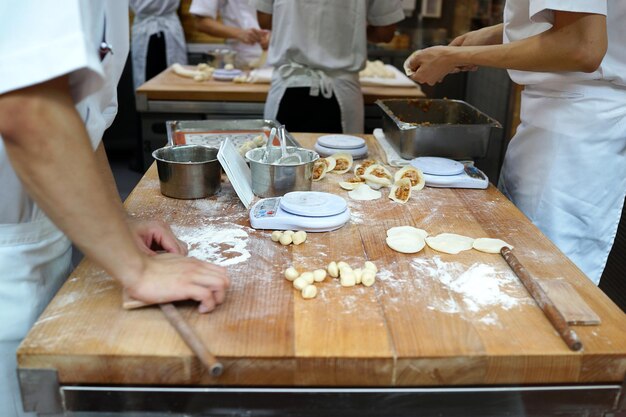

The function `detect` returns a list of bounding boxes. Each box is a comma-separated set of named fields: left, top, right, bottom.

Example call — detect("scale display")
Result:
left=250, top=192, right=351, bottom=232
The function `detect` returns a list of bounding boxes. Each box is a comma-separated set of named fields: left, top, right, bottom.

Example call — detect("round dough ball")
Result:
left=313, top=269, right=327, bottom=282
left=271, top=231, right=283, bottom=242
left=425, top=233, right=475, bottom=254
left=284, top=267, right=299, bottom=281
left=293, top=277, right=309, bottom=290
left=473, top=238, right=513, bottom=254
left=363, top=261, right=378, bottom=273
left=283, top=230, right=295, bottom=237
left=339, top=266, right=353, bottom=277
left=327, top=261, right=339, bottom=278
left=279, top=233, right=293, bottom=246
left=361, top=269, right=376, bottom=287
left=353, top=268, right=363, bottom=284
left=224, top=63, right=235, bottom=71
left=340, top=272, right=356, bottom=287
left=300, top=271, right=315, bottom=285
left=301, top=284, right=318, bottom=299
left=292, top=230, right=307, bottom=245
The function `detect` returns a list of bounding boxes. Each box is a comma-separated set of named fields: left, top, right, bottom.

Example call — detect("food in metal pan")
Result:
left=425, top=233, right=475, bottom=254
left=389, top=178, right=412, bottom=204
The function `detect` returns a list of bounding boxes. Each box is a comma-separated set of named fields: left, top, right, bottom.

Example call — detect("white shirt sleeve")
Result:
left=255, top=0, right=274, bottom=15
left=529, top=0, right=607, bottom=24
left=367, top=0, right=405, bottom=26
left=189, top=0, right=220, bottom=18
left=0, top=1, right=105, bottom=104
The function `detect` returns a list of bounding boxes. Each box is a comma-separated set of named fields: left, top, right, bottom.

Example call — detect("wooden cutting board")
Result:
left=538, top=279, right=601, bottom=325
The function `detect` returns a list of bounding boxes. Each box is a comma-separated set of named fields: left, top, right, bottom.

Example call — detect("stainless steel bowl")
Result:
left=245, top=147, right=319, bottom=198
left=152, top=145, right=221, bottom=199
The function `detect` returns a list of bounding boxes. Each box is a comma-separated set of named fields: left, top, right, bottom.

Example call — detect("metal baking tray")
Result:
left=377, top=99, right=501, bottom=160
left=165, top=119, right=301, bottom=149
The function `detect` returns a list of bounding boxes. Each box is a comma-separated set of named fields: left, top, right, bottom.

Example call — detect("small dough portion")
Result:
left=348, top=184, right=382, bottom=201
left=301, top=284, right=318, bottom=299
left=473, top=238, right=513, bottom=254
left=426, top=233, right=475, bottom=254
left=387, top=226, right=428, bottom=240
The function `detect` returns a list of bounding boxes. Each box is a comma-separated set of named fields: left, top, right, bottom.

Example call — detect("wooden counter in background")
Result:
left=17, top=134, right=626, bottom=416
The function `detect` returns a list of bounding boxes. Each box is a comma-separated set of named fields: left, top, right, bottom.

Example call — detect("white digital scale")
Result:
left=314, top=134, right=369, bottom=159
left=250, top=191, right=351, bottom=232
left=410, top=157, right=489, bottom=189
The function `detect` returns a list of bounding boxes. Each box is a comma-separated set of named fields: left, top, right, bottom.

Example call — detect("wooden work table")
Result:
left=17, top=134, right=626, bottom=416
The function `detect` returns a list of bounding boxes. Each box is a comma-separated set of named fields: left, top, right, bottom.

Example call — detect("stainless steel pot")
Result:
left=152, top=145, right=221, bottom=199
left=245, top=147, right=319, bottom=198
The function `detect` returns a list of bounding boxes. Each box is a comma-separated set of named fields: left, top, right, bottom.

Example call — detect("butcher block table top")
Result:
left=135, top=66, right=425, bottom=104
left=18, top=133, right=626, bottom=388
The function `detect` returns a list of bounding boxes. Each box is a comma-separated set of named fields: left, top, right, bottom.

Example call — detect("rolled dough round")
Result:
left=385, top=235, right=426, bottom=254
left=425, top=233, right=474, bottom=254
left=387, top=226, right=428, bottom=240
left=348, top=184, right=382, bottom=201
left=473, top=238, right=513, bottom=254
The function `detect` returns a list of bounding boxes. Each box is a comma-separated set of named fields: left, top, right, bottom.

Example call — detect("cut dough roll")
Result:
left=425, top=233, right=475, bottom=254
left=473, top=238, right=513, bottom=254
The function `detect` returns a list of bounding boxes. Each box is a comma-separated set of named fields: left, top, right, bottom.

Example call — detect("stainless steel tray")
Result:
left=377, top=99, right=501, bottom=160
left=165, top=119, right=301, bottom=149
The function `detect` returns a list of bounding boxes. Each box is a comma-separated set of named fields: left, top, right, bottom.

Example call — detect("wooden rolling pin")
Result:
left=159, top=303, right=224, bottom=377
left=500, top=247, right=583, bottom=352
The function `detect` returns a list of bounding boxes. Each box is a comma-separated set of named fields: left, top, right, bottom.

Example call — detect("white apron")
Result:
left=264, top=62, right=364, bottom=134
left=499, top=80, right=626, bottom=284
left=131, top=11, right=187, bottom=89
left=0, top=210, right=71, bottom=417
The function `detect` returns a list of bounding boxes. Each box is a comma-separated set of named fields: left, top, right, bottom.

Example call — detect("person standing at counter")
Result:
left=0, top=2, right=229, bottom=416
left=190, top=0, right=269, bottom=68
left=404, top=1, right=626, bottom=285
left=256, top=0, right=404, bottom=134
left=130, top=0, right=189, bottom=89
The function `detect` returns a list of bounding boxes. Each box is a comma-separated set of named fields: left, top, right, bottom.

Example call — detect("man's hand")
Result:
left=126, top=253, right=230, bottom=313
left=128, top=219, right=188, bottom=256
left=260, top=30, right=271, bottom=50
left=405, top=46, right=464, bottom=86
left=237, top=28, right=265, bottom=45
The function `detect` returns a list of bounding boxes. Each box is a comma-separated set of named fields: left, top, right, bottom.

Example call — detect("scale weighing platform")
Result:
left=410, top=157, right=489, bottom=189
left=250, top=191, right=351, bottom=232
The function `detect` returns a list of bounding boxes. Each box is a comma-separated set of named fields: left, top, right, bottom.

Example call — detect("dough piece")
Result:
left=354, top=159, right=377, bottom=178
left=271, top=231, right=283, bottom=242
left=337, top=261, right=350, bottom=270
left=313, top=269, right=327, bottom=282
left=389, top=178, right=412, bottom=204
left=284, top=267, right=299, bottom=281
left=394, top=166, right=425, bottom=191
left=426, top=233, right=475, bottom=254
left=348, top=184, right=382, bottom=201
left=403, top=52, right=418, bottom=77
left=279, top=233, right=293, bottom=245
left=321, top=157, right=337, bottom=173
left=362, top=164, right=393, bottom=189
left=301, top=284, right=318, bottom=299
left=340, top=271, right=356, bottom=287
left=293, top=277, right=308, bottom=290
left=327, top=261, right=339, bottom=278
left=292, top=230, right=307, bottom=245
left=283, top=230, right=295, bottom=237
left=473, top=238, right=513, bottom=254
left=330, top=153, right=354, bottom=174
left=386, top=235, right=425, bottom=254
left=339, top=177, right=365, bottom=190
left=312, top=160, right=328, bottom=182
left=387, top=226, right=428, bottom=240
left=361, top=269, right=376, bottom=287
left=224, top=63, right=235, bottom=71
left=300, top=271, right=315, bottom=285
left=363, top=261, right=378, bottom=273
left=353, top=268, right=363, bottom=284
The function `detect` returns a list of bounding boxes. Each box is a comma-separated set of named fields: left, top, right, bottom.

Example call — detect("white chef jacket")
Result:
left=189, top=0, right=262, bottom=65
left=130, top=0, right=188, bottom=89
left=0, top=2, right=129, bottom=416
left=499, top=0, right=626, bottom=284
left=255, top=0, right=404, bottom=133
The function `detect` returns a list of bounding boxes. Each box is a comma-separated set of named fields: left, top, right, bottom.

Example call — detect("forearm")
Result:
left=453, top=14, right=606, bottom=72
left=0, top=77, right=145, bottom=286
left=367, top=24, right=396, bottom=43
left=257, top=11, right=272, bottom=30
left=194, top=16, right=244, bottom=40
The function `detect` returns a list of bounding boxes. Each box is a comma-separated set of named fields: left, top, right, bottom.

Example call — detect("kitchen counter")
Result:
left=17, top=134, right=626, bottom=416
left=134, top=67, right=425, bottom=170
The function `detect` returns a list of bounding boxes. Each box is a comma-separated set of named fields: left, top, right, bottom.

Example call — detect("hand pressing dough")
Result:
left=387, top=226, right=428, bottom=240
left=386, top=235, right=425, bottom=254
left=348, top=183, right=382, bottom=201
left=473, top=238, right=513, bottom=254
left=426, top=233, right=475, bottom=254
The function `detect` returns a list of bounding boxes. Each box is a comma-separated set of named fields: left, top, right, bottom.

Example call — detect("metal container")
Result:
left=245, top=147, right=319, bottom=198
left=377, top=99, right=502, bottom=160
left=152, top=145, right=221, bottom=199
